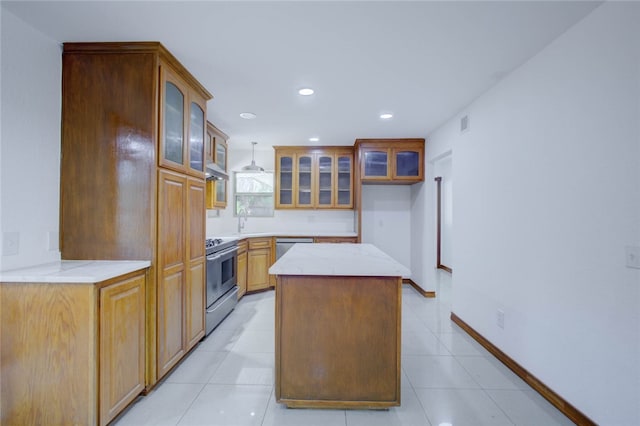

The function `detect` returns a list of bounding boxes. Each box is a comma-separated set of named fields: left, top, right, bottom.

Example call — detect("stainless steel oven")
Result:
left=205, top=238, right=238, bottom=335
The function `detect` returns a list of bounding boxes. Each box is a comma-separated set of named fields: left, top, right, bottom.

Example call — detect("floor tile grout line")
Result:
left=259, top=385, right=275, bottom=426
left=173, top=382, right=208, bottom=426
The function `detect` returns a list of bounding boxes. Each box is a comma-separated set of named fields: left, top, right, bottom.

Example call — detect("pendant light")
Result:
left=242, top=141, right=264, bottom=172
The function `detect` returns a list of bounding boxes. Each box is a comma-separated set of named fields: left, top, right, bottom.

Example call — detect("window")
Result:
left=234, top=171, right=274, bottom=217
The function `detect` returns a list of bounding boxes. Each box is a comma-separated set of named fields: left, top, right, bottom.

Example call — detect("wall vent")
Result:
left=460, top=115, right=469, bottom=133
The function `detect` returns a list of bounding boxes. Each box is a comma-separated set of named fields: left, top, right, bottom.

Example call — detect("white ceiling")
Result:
left=3, top=1, right=601, bottom=150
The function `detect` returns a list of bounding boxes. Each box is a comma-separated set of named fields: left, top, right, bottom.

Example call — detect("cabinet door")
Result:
left=157, top=170, right=186, bottom=378
left=247, top=248, right=271, bottom=291
left=361, top=148, right=391, bottom=180
left=187, top=96, right=206, bottom=177
left=100, top=273, right=146, bottom=426
left=213, top=138, right=227, bottom=208
left=237, top=250, right=248, bottom=299
left=392, top=146, right=424, bottom=181
left=316, top=154, right=333, bottom=208
left=160, top=70, right=187, bottom=171
left=186, top=178, right=205, bottom=350
left=276, top=153, right=295, bottom=208
left=335, top=153, right=353, bottom=208
left=296, top=154, right=314, bottom=208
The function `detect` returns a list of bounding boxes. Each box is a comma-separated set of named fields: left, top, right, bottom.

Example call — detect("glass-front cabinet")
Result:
left=205, top=122, right=229, bottom=209
left=275, top=147, right=353, bottom=209
left=335, top=151, right=353, bottom=207
left=357, top=139, right=424, bottom=183
left=160, top=66, right=207, bottom=178
left=297, top=154, right=314, bottom=207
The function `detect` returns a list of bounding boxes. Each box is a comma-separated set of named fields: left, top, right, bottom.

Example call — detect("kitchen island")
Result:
left=269, top=243, right=410, bottom=409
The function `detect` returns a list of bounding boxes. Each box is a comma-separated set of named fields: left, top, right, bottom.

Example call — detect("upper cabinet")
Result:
left=356, top=139, right=425, bottom=184
left=160, top=67, right=208, bottom=178
left=205, top=122, right=229, bottom=209
left=275, top=146, right=353, bottom=209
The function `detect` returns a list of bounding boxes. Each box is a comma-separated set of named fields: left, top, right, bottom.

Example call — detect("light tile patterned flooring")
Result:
left=114, top=272, right=574, bottom=426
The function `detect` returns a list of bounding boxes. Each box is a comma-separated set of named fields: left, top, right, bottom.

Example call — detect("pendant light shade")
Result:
left=242, top=141, right=264, bottom=172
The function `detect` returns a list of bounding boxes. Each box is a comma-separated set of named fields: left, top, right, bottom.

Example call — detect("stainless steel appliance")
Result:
left=205, top=238, right=238, bottom=335
left=275, top=237, right=314, bottom=260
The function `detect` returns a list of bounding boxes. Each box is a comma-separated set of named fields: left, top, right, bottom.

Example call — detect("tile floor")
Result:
left=114, top=272, right=574, bottom=426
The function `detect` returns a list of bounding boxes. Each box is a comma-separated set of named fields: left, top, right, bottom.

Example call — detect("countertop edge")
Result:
left=0, top=260, right=151, bottom=284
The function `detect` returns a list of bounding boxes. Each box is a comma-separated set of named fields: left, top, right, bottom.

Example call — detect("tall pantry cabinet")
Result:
left=60, top=42, right=212, bottom=388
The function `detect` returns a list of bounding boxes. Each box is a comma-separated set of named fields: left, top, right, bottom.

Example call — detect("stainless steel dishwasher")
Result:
left=275, top=237, right=314, bottom=260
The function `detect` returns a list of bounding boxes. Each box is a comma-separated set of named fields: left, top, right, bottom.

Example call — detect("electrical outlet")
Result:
left=497, top=309, right=505, bottom=329
left=625, top=246, right=640, bottom=269
left=2, top=232, right=20, bottom=256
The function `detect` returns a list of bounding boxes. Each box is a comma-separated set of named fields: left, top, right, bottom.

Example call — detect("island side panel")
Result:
left=275, top=275, right=401, bottom=408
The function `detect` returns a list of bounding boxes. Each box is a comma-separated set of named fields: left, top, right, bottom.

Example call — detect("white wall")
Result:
left=429, top=3, right=640, bottom=424
left=206, top=147, right=356, bottom=237
left=0, top=8, right=61, bottom=271
left=361, top=185, right=411, bottom=271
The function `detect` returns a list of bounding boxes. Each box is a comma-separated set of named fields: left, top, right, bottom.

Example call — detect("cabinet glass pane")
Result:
left=279, top=156, right=293, bottom=206
left=338, top=156, right=351, bottom=173
left=318, top=156, right=332, bottom=172
left=298, top=191, right=311, bottom=205
left=396, top=151, right=420, bottom=177
left=189, top=103, right=204, bottom=171
left=298, top=156, right=312, bottom=173
left=215, top=142, right=226, bottom=169
left=337, top=190, right=351, bottom=205
left=318, top=190, right=332, bottom=205
left=216, top=180, right=226, bottom=203
left=280, top=156, right=293, bottom=172
left=164, top=82, right=184, bottom=164
left=364, top=151, right=387, bottom=177
left=298, top=156, right=312, bottom=205
left=280, top=190, right=292, bottom=205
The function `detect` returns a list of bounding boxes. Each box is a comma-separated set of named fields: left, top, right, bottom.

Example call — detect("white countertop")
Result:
left=208, top=231, right=358, bottom=239
left=0, top=260, right=151, bottom=284
left=269, top=243, right=411, bottom=277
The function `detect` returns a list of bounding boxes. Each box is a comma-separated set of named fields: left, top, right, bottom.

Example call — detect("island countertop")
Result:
left=268, top=243, right=410, bottom=277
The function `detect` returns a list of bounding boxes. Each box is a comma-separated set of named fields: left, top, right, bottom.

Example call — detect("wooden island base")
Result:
left=275, top=275, right=401, bottom=409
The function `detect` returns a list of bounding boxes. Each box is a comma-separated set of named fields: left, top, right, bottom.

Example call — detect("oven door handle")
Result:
left=206, top=246, right=238, bottom=261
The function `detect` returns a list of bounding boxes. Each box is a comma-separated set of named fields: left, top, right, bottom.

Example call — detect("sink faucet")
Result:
left=238, top=209, right=248, bottom=233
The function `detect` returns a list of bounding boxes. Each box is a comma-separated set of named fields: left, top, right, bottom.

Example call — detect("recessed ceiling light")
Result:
left=380, top=113, right=393, bottom=119
left=239, top=112, right=256, bottom=119
left=309, top=137, right=320, bottom=142
left=298, top=88, right=314, bottom=96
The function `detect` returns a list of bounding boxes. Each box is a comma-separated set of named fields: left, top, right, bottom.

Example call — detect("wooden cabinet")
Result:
left=186, top=178, right=206, bottom=348
left=160, top=66, right=207, bottom=178
left=206, top=122, right=229, bottom=209
left=157, top=171, right=206, bottom=378
left=356, top=139, right=425, bottom=183
left=314, top=236, right=358, bottom=243
left=60, top=42, right=212, bottom=388
left=237, top=239, right=248, bottom=298
left=247, top=237, right=274, bottom=292
left=99, top=273, right=146, bottom=425
left=275, top=146, right=354, bottom=209
left=1, top=269, right=147, bottom=426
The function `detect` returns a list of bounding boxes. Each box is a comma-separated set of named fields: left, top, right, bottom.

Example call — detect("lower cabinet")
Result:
left=237, top=239, right=248, bottom=298
left=0, top=269, right=147, bottom=426
left=247, top=237, right=273, bottom=292
left=314, top=236, right=358, bottom=243
left=99, top=273, right=146, bottom=425
left=156, top=170, right=206, bottom=379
